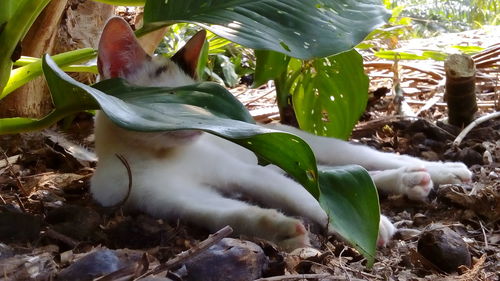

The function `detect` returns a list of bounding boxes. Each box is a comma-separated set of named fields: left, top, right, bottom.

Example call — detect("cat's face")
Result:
left=97, top=17, right=206, bottom=88
left=94, top=17, right=206, bottom=151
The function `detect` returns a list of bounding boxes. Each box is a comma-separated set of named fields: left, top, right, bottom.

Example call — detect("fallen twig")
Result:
left=453, top=111, right=500, bottom=147
left=134, top=225, right=233, bottom=280
left=45, top=228, right=79, bottom=248
left=1, top=151, right=29, bottom=196
left=253, top=273, right=338, bottom=281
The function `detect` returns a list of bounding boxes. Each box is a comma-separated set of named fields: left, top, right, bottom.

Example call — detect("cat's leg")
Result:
left=207, top=160, right=397, bottom=247
left=266, top=124, right=472, bottom=188
left=212, top=162, right=329, bottom=228
left=378, top=215, right=397, bottom=247
left=131, top=180, right=311, bottom=251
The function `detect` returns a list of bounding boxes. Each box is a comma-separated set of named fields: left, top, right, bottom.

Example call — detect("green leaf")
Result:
left=318, top=165, right=379, bottom=267
left=92, top=78, right=255, bottom=124
left=0, top=0, right=51, bottom=95
left=14, top=56, right=98, bottom=73
left=292, top=49, right=368, bottom=140
left=374, top=50, right=448, bottom=61
left=1, top=48, right=97, bottom=99
left=216, top=54, right=238, bottom=87
left=207, top=33, right=232, bottom=54
left=451, top=45, right=484, bottom=54
left=197, top=38, right=209, bottom=80
left=142, top=0, right=390, bottom=59
left=253, top=50, right=289, bottom=87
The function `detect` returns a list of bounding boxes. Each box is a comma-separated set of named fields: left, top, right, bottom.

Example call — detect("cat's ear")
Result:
left=171, top=30, right=206, bottom=79
left=98, top=17, right=150, bottom=79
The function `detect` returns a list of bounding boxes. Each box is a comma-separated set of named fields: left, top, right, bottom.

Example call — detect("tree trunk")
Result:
left=0, top=0, right=68, bottom=118
left=0, top=0, right=114, bottom=118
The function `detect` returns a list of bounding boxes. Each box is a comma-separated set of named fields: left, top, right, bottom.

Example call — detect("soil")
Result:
left=0, top=29, right=499, bottom=281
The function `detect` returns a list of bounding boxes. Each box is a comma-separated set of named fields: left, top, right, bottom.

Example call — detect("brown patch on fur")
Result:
left=151, top=147, right=176, bottom=159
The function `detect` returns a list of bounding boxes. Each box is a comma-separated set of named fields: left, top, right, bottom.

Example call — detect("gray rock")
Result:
left=180, top=238, right=267, bottom=281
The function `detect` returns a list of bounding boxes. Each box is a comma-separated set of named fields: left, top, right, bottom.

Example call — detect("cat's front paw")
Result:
left=257, top=212, right=311, bottom=251
left=378, top=215, right=397, bottom=247
left=274, top=219, right=311, bottom=251
left=424, top=162, right=472, bottom=185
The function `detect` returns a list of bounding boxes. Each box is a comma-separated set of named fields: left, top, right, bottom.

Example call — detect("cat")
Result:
left=91, top=17, right=472, bottom=251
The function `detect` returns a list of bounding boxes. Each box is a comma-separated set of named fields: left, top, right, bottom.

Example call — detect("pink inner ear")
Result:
left=98, top=17, right=148, bottom=79
left=182, top=30, right=206, bottom=64
left=171, top=30, right=206, bottom=78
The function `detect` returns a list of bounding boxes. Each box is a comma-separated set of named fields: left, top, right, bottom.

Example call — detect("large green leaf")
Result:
left=142, top=0, right=390, bottom=60
left=292, top=49, right=369, bottom=140
left=318, top=165, right=379, bottom=267
left=0, top=0, right=51, bottom=95
left=92, top=78, right=255, bottom=124
left=1, top=48, right=97, bottom=99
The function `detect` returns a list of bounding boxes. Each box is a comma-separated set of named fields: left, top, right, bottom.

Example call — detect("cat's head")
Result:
left=97, top=17, right=206, bottom=87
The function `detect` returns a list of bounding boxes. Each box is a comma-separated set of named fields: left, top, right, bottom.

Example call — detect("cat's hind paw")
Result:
left=378, top=215, right=397, bottom=247
left=424, top=162, right=472, bottom=185
left=400, top=166, right=433, bottom=201
left=371, top=166, right=434, bottom=201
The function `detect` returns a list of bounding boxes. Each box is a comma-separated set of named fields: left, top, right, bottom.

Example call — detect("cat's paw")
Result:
left=257, top=211, right=311, bottom=251
left=400, top=166, right=433, bottom=201
left=378, top=215, right=397, bottom=247
left=424, top=162, right=472, bottom=185
left=371, top=166, right=434, bottom=201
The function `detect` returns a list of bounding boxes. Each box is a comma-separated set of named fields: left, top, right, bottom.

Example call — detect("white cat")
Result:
left=91, top=17, right=472, bottom=251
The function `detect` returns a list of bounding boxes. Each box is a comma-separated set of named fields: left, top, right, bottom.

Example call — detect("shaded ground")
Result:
left=0, top=29, right=499, bottom=280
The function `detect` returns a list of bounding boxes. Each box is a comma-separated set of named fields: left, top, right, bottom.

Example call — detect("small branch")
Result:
left=253, top=274, right=338, bottom=281
left=453, top=111, right=500, bottom=147
left=1, top=151, right=29, bottom=196
left=44, top=228, right=79, bottom=248
left=134, top=225, right=233, bottom=280
left=14, top=194, right=27, bottom=212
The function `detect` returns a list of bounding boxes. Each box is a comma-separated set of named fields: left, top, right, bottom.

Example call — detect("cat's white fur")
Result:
left=91, top=18, right=472, bottom=251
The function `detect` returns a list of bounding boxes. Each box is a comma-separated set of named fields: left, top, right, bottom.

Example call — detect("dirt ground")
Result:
left=0, top=29, right=498, bottom=280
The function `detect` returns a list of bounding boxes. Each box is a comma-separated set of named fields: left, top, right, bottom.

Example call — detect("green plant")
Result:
left=159, top=24, right=251, bottom=87
left=390, top=0, right=499, bottom=37
left=0, top=0, right=390, bottom=265
left=0, top=0, right=52, bottom=95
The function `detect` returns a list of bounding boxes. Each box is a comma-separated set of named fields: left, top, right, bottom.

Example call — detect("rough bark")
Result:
left=444, top=54, right=478, bottom=127
left=0, top=0, right=114, bottom=118
left=0, top=0, right=68, bottom=118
